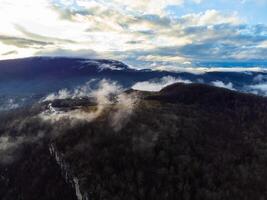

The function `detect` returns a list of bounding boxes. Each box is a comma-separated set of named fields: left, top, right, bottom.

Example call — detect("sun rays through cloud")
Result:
left=0, top=0, right=267, bottom=70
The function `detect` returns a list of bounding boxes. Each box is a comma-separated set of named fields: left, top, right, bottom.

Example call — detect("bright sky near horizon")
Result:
left=0, top=0, right=267, bottom=69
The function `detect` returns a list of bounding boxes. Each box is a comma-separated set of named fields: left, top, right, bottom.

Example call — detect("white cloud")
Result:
left=0, top=132, right=44, bottom=164
left=43, top=89, right=72, bottom=101
left=138, top=55, right=190, bottom=63
left=212, top=80, right=235, bottom=90
left=152, top=65, right=266, bottom=74
left=41, top=79, right=123, bottom=122
left=77, top=0, right=184, bottom=16
left=109, top=92, right=139, bottom=131
left=97, top=63, right=125, bottom=71
left=0, top=98, right=20, bottom=111
left=181, top=10, right=243, bottom=26
left=131, top=76, right=191, bottom=91
left=42, top=79, right=98, bottom=102
left=0, top=0, right=266, bottom=72
left=248, top=83, right=267, bottom=96
left=257, top=41, right=267, bottom=48
left=40, top=79, right=139, bottom=131
left=250, top=83, right=267, bottom=90
left=253, top=74, right=267, bottom=82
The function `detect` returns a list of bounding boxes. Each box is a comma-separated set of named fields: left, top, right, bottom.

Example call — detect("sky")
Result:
left=0, top=0, right=267, bottom=70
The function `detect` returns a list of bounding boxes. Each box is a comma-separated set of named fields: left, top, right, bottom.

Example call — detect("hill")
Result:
left=0, top=57, right=266, bottom=111
left=1, top=83, right=267, bottom=200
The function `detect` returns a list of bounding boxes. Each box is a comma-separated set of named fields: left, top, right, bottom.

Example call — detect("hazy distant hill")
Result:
left=1, top=83, right=267, bottom=200
left=0, top=57, right=266, bottom=111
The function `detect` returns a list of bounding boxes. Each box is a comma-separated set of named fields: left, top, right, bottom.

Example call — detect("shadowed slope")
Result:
left=1, top=83, right=267, bottom=200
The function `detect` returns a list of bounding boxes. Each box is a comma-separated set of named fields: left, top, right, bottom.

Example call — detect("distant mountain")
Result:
left=0, top=57, right=130, bottom=80
left=1, top=83, right=267, bottom=200
left=0, top=57, right=267, bottom=111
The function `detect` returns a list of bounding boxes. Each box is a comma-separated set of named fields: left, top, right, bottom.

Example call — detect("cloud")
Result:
left=246, top=75, right=267, bottom=96
left=42, top=79, right=118, bottom=102
left=180, top=10, right=243, bottom=26
left=0, top=136, right=24, bottom=152
left=212, top=81, right=235, bottom=90
left=40, top=79, right=139, bottom=131
left=40, top=79, right=120, bottom=122
left=0, top=0, right=267, bottom=73
left=97, top=63, right=125, bottom=71
left=248, top=83, right=267, bottom=96
left=0, top=135, right=24, bottom=164
left=109, top=92, right=139, bottom=131
left=131, top=76, right=191, bottom=91
left=0, top=132, right=44, bottom=164
left=137, top=55, right=189, bottom=63
left=39, top=105, right=104, bottom=123
left=73, top=0, right=184, bottom=16
left=253, top=74, right=267, bottom=82
left=0, top=35, right=53, bottom=48
left=258, top=41, right=267, bottom=48
left=0, top=98, right=20, bottom=111
left=1, top=50, right=18, bottom=56
left=152, top=65, right=266, bottom=74
left=43, top=89, right=73, bottom=102
left=36, top=48, right=99, bottom=59
left=14, top=25, right=76, bottom=44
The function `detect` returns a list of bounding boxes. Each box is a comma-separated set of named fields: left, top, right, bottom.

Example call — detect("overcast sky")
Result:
left=0, top=0, right=267, bottom=69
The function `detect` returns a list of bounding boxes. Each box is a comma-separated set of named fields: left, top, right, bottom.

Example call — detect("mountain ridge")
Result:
left=1, top=82, right=267, bottom=199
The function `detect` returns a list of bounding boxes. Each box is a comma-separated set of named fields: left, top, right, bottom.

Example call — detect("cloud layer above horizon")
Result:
left=0, top=0, right=267, bottom=70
